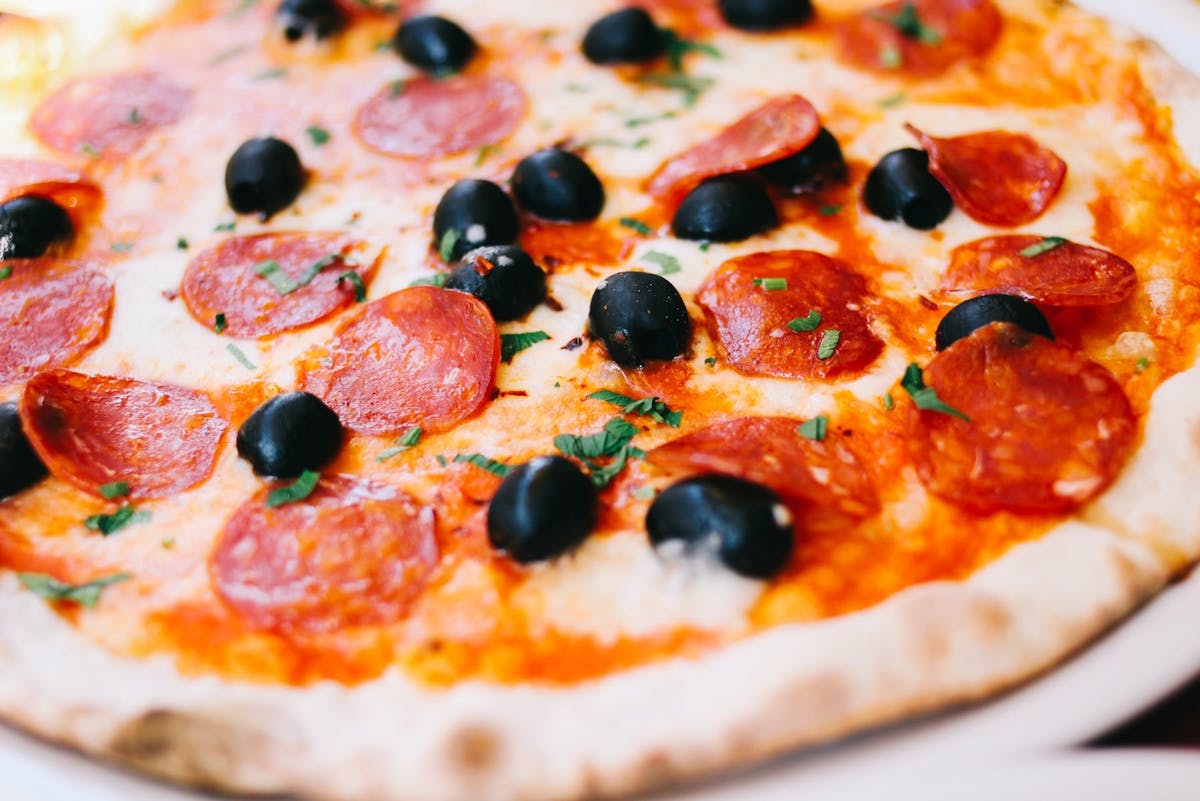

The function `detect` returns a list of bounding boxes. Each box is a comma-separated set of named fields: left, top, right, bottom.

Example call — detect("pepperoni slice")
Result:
left=354, top=76, right=527, bottom=159
left=0, top=264, right=113, bottom=386
left=647, top=417, right=879, bottom=518
left=30, top=72, right=190, bottom=159
left=696, top=250, right=884, bottom=380
left=906, top=323, right=1135, bottom=515
left=299, top=286, right=499, bottom=435
left=19, top=369, right=226, bottom=499
left=181, top=232, right=376, bottom=338
left=906, top=124, right=1066, bottom=226
left=211, top=474, right=438, bottom=635
left=646, top=95, right=820, bottom=200
left=837, top=0, right=1003, bottom=76
left=0, top=158, right=101, bottom=221
left=938, top=235, right=1136, bottom=307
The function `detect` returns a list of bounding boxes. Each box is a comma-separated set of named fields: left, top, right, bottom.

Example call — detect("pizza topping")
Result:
left=444, top=245, right=547, bottom=321
left=392, top=15, right=477, bottom=76
left=512, top=148, right=606, bottom=223
left=19, top=370, right=225, bottom=499
left=433, top=179, right=519, bottom=262
left=938, top=235, right=1137, bottom=307
left=0, top=159, right=101, bottom=224
left=647, top=94, right=820, bottom=200
left=934, top=294, right=1053, bottom=351
left=906, top=125, right=1067, bottom=226
left=299, top=286, right=499, bottom=434
left=487, top=455, right=599, bottom=563
left=18, top=571, right=130, bottom=609
left=0, top=196, right=73, bottom=259
left=501, top=330, right=550, bottom=362
left=277, top=0, right=347, bottom=41
left=85, top=503, right=148, bottom=536
left=588, top=271, right=692, bottom=367
left=898, top=363, right=970, bottom=421
left=647, top=475, right=794, bottom=579
left=0, top=265, right=114, bottom=386
left=181, top=232, right=370, bottom=338
left=266, top=469, right=322, bottom=508
left=355, top=76, right=527, bottom=159
left=907, top=323, right=1135, bottom=514
left=588, top=389, right=683, bottom=427
left=672, top=175, right=779, bottom=242
left=697, top=250, right=883, bottom=379
left=212, top=474, right=438, bottom=634
left=582, top=7, right=665, bottom=65
left=237, top=391, right=343, bottom=478
left=0, top=402, right=47, bottom=500
left=30, top=72, right=190, bottom=159
left=758, top=127, right=848, bottom=194
left=718, top=0, right=814, bottom=31
left=863, top=148, right=953, bottom=230
left=224, top=137, right=306, bottom=219
left=837, top=0, right=1003, bottom=76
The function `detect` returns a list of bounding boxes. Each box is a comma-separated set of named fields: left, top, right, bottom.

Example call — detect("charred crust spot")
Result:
left=108, top=709, right=267, bottom=792
left=446, top=725, right=502, bottom=774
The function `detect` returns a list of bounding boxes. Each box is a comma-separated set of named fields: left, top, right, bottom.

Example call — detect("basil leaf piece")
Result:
left=798, top=415, right=828, bottom=442
left=586, top=390, right=682, bottom=427
left=1019, top=236, right=1068, bottom=258
left=642, top=251, right=681, bottom=275
left=619, top=217, right=652, bottom=235
left=266, top=470, right=320, bottom=507
left=501, top=331, right=550, bottom=362
left=98, top=481, right=129, bottom=499
left=84, top=505, right=148, bottom=535
left=377, top=426, right=423, bottom=462
left=900, top=363, right=971, bottom=422
left=787, top=310, right=822, bottom=332
left=337, top=270, right=367, bottom=302
left=817, top=329, right=841, bottom=360
left=452, top=453, right=511, bottom=478
left=18, top=572, right=131, bottom=609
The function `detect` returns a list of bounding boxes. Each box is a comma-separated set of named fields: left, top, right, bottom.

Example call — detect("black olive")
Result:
left=276, top=0, right=346, bottom=41
left=935, top=295, right=1054, bottom=351
left=224, top=137, right=306, bottom=218
left=392, top=15, right=477, bottom=75
left=511, top=148, right=605, bottom=222
left=0, top=403, right=47, bottom=500
left=647, top=475, right=794, bottom=579
left=432, top=179, right=519, bottom=262
left=581, top=7, right=664, bottom=64
left=487, top=455, right=598, bottom=563
left=758, top=128, right=847, bottom=194
left=671, top=175, right=778, bottom=242
left=445, top=245, right=547, bottom=321
left=862, top=148, right=953, bottom=230
left=236, top=391, right=343, bottom=478
left=718, top=0, right=814, bottom=31
left=0, top=196, right=73, bottom=260
left=588, top=271, right=691, bottom=367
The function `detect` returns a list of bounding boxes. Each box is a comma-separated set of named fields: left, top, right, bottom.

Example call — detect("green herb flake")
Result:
left=253, top=258, right=299, bottom=294
left=817, top=329, right=841, bottom=360
left=619, top=217, right=653, bottom=236
left=625, top=110, right=677, bottom=128
left=660, top=28, right=722, bottom=73
left=474, top=143, right=501, bottom=167
left=306, top=125, right=331, bottom=146
left=452, top=453, right=511, bottom=478
left=884, top=392, right=896, bottom=411
left=214, top=313, right=228, bottom=334
left=17, top=572, right=131, bottom=609
left=699, top=242, right=711, bottom=252
left=80, top=142, right=101, bottom=158
left=752, top=277, right=788, bottom=291
left=501, top=330, right=551, bottom=362
left=99, top=481, right=129, bottom=500
left=819, top=204, right=843, bottom=217
left=225, top=343, right=257, bottom=370
left=1019, top=236, right=1068, bottom=258
left=635, top=73, right=715, bottom=107
left=787, top=309, right=822, bottom=333
left=214, top=220, right=236, bottom=232
left=110, top=241, right=135, bottom=253
left=900, top=363, right=971, bottom=422
left=435, top=454, right=448, bottom=468
left=704, top=356, right=718, bottom=367
left=1135, top=357, right=1151, bottom=373
left=0, top=266, right=12, bottom=282
left=251, top=67, right=288, bottom=81
left=388, top=78, right=408, bottom=97
left=879, top=45, right=903, bottom=69
left=871, top=3, right=943, bottom=44
left=337, top=270, right=367, bottom=302
left=587, top=389, right=682, bottom=427
left=266, top=470, right=320, bottom=508
left=85, top=505, right=148, bottom=536
left=408, top=273, right=448, bottom=288
left=438, top=228, right=461, bottom=262
left=176, top=237, right=189, bottom=250
left=127, top=107, right=143, bottom=125
left=642, top=251, right=681, bottom=275
left=879, top=93, right=907, bottom=108
left=579, top=136, right=650, bottom=149
left=554, top=417, right=644, bottom=489
left=377, top=426, right=423, bottom=461
left=798, top=415, right=829, bottom=442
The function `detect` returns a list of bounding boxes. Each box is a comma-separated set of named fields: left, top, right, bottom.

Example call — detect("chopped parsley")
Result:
left=752, top=277, right=788, bottom=291
left=819, top=204, right=843, bottom=217
left=214, top=220, right=236, bottom=232
left=501, top=330, right=551, bottom=362
left=787, top=310, right=822, bottom=332
left=408, top=273, right=448, bottom=288
left=587, top=389, right=682, bottom=427
left=660, top=28, right=722, bottom=72
left=176, top=237, right=189, bottom=250
left=798, top=415, right=829, bottom=442
left=214, top=313, right=228, bottom=334
left=0, top=266, right=11, bottom=282
left=871, top=3, right=943, bottom=44
left=98, top=481, right=129, bottom=500
left=900, top=363, right=970, bottom=421
left=817, top=329, right=841, bottom=360
left=438, top=228, right=461, bottom=262
left=85, top=505, right=148, bottom=536
left=337, top=270, right=367, bottom=302
left=266, top=470, right=320, bottom=507
left=253, top=259, right=298, bottom=294
left=619, top=217, right=653, bottom=236
left=453, top=453, right=511, bottom=478
left=377, top=426, right=423, bottom=461
left=1019, top=236, right=1068, bottom=258
left=18, top=572, right=131, bottom=609
left=642, top=251, right=681, bottom=275
left=555, top=416, right=640, bottom=462
left=306, top=125, right=331, bottom=146
left=635, top=73, right=715, bottom=107
left=625, top=110, right=677, bottom=128
left=225, top=343, right=257, bottom=370
left=110, top=241, right=135, bottom=252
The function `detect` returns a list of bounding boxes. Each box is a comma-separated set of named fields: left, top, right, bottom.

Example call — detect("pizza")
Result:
left=0, top=0, right=1198, bottom=798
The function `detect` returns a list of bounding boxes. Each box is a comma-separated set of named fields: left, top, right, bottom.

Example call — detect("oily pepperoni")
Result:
left=938, top=235, right=1137, bottom=307
left=0, top=264, right=113, bottom=386
left=181, top=232, right=376, bottom=338
left=907, top=124, right=1067, bottom=226
left=696, top=250, right=884, bottom=380
left=906, top=323, right=1135, bottom=515
left=647, top=417, right=879, bottom=518
left=211, top=474, right=438, bottom=635
left=299, top=286, right=499, bottom=435
left=0, top=158, right=101, bottom=222
left=29, top=72, right=190, bottom=159
left=354, top=76, right=527, bottom=159
left=19, top=369, right=226, bottom=499
left=646, top=95, right=820, bottom=200
left=837, top=0, right=1003, bottom=76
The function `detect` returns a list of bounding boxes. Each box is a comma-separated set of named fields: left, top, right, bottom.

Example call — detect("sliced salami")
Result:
left=0, top=158, right=101, bottom=221
left=354, top=76, right=527, bottom=159
left=29, top=72, right=190, bottom=159
left=19, top=369, right=226, bottom=499
left=907, top=124, right=1067, bottom=226
left=181, top=232, right=375, bottom=338
left=837, top=0, right=1003, bottom=76
left=0, top=264, right=113, bottom=386
left=697, top=250, right=884, bottom=380
left=299, top=286, right=499, bottom=435
left=211, top=474, right=438, bottom=635
left=906, top=322, right=1135, bottom=514
left=646, top=95, right=820, bottom=200
left=938, top=235, right=1136, bottom=306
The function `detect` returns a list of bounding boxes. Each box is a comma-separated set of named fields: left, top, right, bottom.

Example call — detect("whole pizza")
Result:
left=0, top=0, right=1199, bottom=798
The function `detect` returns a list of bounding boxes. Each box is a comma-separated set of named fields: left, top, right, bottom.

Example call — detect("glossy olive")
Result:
left=647, top=475, right=794, bottom=579
left=445, top=245, right=546, bottom=321
left=758, top=127, right=847, bottom=194
left=0, top=195, right=73, bottom=260
left=224, top=137, right=305, bottom=218
left=511, top=148, right=605, bottom=222
left=487, top=455, right=598, bottom=563
left=276, top=0, right=346, bottom=41
left=935, top=294, right=1054, bottom=351
left=718, top=0, right=814, bottom=31
left=588, top=271, right=691, bottom=367
left=671, top=175, right=778, bottom=242
left=582, top=7, right=664, bottom=64
left=392, top=15, right=477, bottom=75
left=0, top=403, right=47, bottom=500
left=862, top=148, right=953, bottom=230
left=432, top=179, right=519, bottom=262
left=236, top=391, right=343, bottom=478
